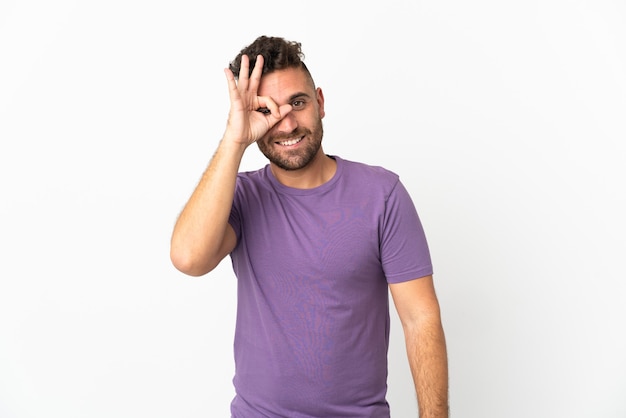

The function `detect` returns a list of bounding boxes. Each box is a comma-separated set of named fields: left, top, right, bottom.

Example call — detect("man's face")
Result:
left=256, top=67, right=325, bottom=171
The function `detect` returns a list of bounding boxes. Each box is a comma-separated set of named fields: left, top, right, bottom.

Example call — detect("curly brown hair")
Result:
left=229, top=36, right=314, bottom=85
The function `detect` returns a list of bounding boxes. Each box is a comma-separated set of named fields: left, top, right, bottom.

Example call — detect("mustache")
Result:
left=270, top=127, right=311, bottom=142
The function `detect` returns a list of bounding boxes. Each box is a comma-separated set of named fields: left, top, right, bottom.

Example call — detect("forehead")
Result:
left=257, top=67, right=314, bottom=103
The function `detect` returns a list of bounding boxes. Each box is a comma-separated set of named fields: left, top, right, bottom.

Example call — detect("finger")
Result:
left=224, top=68, right=240, bottom=105
left=256, top=97, right=293, bottom=126
left=248, top=55, right=264, bottom=93
left=265, top=104, right=295, bottom=130
left=276, top=103, right=293, bottom=121
left=238, top=54, right=250, bottom=91
left=256, top=95, right=280, bottom=117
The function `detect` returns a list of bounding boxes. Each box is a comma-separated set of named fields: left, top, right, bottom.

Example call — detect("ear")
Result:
left=316, top=87, right=325, bottom=119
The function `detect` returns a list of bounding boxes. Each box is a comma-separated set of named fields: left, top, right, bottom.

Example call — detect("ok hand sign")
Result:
left=223, top=54, right=293, bottom=147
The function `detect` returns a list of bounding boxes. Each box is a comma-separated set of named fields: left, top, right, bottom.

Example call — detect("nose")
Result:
left=274, top=111, right=297, bottom=134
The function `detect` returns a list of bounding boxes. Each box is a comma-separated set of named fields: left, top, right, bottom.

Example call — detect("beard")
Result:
left=256, top=118, right=324, bottom=171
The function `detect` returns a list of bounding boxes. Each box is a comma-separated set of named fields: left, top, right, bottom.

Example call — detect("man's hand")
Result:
left=223, top=54, right=293, bottom=147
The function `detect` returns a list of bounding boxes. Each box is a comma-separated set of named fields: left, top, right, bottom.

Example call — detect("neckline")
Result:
left=265, top=155, right=342, bottom=196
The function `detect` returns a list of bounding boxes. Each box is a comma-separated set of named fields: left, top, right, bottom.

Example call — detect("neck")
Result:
left=270, top=150, right=336, bottom=189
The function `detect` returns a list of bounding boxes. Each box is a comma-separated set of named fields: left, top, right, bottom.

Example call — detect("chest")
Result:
left=236, top=191, right=385, bottom=286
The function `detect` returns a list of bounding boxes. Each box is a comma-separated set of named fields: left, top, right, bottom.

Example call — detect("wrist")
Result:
left=219, top=135, right=249, bottom=156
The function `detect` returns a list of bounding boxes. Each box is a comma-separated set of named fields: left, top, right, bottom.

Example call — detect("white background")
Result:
left=1, top=1, right=625, bottom=417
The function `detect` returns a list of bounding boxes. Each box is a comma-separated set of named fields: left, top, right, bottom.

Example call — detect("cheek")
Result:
left=256, top=134, right=271, bottom=151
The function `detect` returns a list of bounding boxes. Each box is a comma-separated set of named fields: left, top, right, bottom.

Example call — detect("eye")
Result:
left=291, top=100, right=305, bottom=109
left=256, top=107, right=271, bottom=115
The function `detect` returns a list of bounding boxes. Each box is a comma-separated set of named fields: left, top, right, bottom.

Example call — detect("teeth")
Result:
left=278, top=137, right=302, bottom=146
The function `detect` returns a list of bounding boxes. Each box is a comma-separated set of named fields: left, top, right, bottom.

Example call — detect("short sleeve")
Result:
left=380, top=180, right=433, bottom=283
left=228, top=178, right=243, bottom=244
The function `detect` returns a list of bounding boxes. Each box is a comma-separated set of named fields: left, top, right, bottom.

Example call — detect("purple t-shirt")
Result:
left=228, top=156, right=432, bottom=417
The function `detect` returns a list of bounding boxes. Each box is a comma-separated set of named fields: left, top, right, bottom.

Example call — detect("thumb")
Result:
left=266, top=103, right=295, bottom=129
left=276, top=103, right=294, bottom=121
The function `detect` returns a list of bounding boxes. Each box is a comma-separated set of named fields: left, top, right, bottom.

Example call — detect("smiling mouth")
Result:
left=277, top=136, right=304, bottom=146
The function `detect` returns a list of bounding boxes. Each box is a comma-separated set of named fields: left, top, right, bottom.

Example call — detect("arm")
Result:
left=389, top=275, right=449, bottom=418
left=169, top=137, right=243, bottom=276
left=170, top=55, right=292, bottom=276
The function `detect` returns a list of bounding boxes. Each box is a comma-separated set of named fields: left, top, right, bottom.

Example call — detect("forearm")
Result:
left=170, top=137, right=247, bottom=275
left=405, top=317, right=449, bottom=418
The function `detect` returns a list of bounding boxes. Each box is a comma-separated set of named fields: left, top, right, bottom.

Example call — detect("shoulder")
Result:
left=233, top=166, right=274, bottom=204
left=335, top=156, right=400, bottom=192
left=236, top=166, right=266, bottom=181
left=235, top=166, right=270, bottom=188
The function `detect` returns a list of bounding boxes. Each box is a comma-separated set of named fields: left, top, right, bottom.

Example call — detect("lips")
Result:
left=276, top=136, right=304, bottom=146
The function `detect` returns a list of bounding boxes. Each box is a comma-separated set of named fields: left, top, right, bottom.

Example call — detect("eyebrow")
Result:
left=288, top=92, right=311, bottom=102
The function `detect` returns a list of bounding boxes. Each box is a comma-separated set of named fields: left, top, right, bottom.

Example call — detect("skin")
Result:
left=169, top=55, right=334, bottom=275
left=390, top=276, right=449, bottom=417
left=170, top=54, right=448, bottom=417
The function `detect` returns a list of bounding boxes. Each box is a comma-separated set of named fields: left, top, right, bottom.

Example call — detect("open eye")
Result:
left=291, top=100, right=305, bottom=109
left=256, top=107, right=271, bottom=115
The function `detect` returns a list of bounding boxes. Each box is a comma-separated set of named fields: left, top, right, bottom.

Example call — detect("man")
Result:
left=170, top=36, right=448, bottom=417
